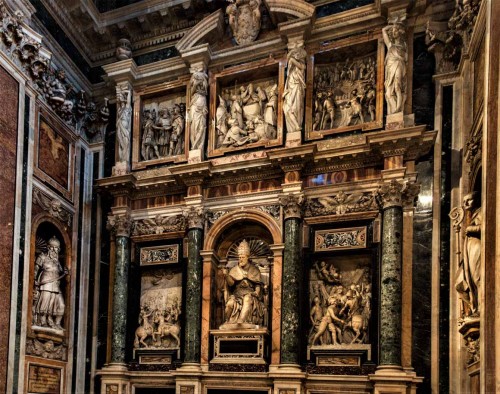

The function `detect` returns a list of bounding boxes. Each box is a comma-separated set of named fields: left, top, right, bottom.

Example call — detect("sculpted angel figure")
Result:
left=116, top=87, right=132, bottom=163
left=188, top=69, right=208, bottom=151
left=283, top=45, right=307, bottom=133
left=382, top=18, right=408, bottom=114
left=221, top=240, right=265, bottom=328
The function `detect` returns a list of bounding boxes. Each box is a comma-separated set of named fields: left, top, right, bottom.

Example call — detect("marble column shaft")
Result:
left=111, top=235, right=130, bottom=363
left=184, top=227, right=203, bottom=363
left=280, top=217, right=302, bottom=364
left=380, top=204, right=403, bottom=366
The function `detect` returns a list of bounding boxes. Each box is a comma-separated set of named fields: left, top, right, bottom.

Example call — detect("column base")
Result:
left=285, top=131, right=302, bottom=147
left=174, top=363, right=202, bottom=394
left=369, top=366, right=422, bottom=394
left=98, top=364, right=130, bottom=394
left=270, top=365, right=305, bottom=394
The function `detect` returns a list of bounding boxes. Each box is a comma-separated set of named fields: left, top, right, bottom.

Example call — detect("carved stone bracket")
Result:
left=279, top=193, right=304, bottom=220
left=182, top=206, right=205, bottom=229
left=132, top=214, right=186, bottom=236
left=107, top=212, right=133, bottom=237
left=305, top=191, right=378, bottom=217
left=33, top=187, right=72, bottom=226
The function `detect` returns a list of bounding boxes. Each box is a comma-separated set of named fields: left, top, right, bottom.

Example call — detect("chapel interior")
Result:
left=0, top=0, right=497, bottom=393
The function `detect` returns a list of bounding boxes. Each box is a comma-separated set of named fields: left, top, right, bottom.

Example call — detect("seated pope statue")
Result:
left=221, top=239, right=265, bottom=329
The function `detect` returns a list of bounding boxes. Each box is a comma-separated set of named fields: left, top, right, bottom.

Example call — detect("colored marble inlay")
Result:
left=131, top=195, right=183, bottom=210
left=280, top=218, right=302, bottom=364
left=0, top=64, right=18, bottom=393
left=38, top=118, right=70, bottom=189
left=314, top=227, right=367, bottom=251
left=205, top=179, right=281, bottom=199
left=304, top=168, right=380, bottom=188
left=111, top=236, right=130, bottom=363
left=380, top=206, right=403, bottom=366
left=184, top=228, right=203, bottom=363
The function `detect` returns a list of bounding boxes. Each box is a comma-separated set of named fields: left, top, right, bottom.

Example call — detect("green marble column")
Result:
left=183, top=208, right=204, bottom=363
left=279, top=194, right=304, bottom=365
left=107, top=213, right=132, bottom=364
left=378, top=180, right=404, bottom=367
left=111, top=235, right=130, bottom=363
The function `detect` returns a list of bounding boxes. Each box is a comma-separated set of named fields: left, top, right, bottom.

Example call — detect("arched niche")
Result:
left=200, top=209, right=283, bottom=365
left=28, top=214, right=72, bottom=339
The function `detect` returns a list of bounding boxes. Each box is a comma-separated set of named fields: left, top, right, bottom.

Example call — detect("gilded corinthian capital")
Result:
left=279, top=193, right=305, bottom=219
left=107, top=212, right=133, bottom=237
left=377, top=179, right=420, bottom=209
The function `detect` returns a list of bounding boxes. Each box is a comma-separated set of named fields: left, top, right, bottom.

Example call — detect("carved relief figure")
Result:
left=283, top=45, right=307, bottom=133
left=215, top=80, right=278, bottom=150
left=221, top=240, right=265, bottom=328
left=134, top=270, right=182, bottom=350
left=33, top=237, right=68, bottom=331
left=382, top=17, right=408, bottom=115
left=116, top=86, right=132, bottom=163
left=308, top=261, right=371, bottom=347
left=226, top=0, right=261, bottom=46
left=189, top=68, right=208, bottom=151
left=313, top=54, right=377, bottom=131
left=141, top=101, right=186, bottom=161
left=455, top=192, right=482, bottom=317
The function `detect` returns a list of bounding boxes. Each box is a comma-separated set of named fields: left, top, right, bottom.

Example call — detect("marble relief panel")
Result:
left=208, top=59, right=284, bottom=157
left=306, top=38, right=384, bottom=140
left=134, top=269, right=182, bottom=351
left=34, top=109, right=75, bottom=201
left=308, top=254, right=372, bottom=348
left=132, top=81, right=189, bottom=170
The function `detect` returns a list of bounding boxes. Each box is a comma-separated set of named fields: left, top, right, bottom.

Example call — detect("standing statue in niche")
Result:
left=33, top=237, right=68, bottom=331
left=221, top=240, right=265, bottom=328
left=382, top=16, right=408, bottom=115
left=116, top=87, right=132, bottom=163
left=188, top=68, right=208, bottom=151
left=283, top=44, right=307, bottom=133
left=455, top=192, right=482, bottom=317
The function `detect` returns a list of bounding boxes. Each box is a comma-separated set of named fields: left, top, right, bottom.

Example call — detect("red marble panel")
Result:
left=205, top=179, right=281, bottom=198
left=37, top=118, right=69, bottom=189
left=0, top=64, right=19, bottom=392
left=304, top=167, right=381, bottom=187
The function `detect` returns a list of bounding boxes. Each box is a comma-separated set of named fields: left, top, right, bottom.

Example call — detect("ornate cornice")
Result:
left=33, top=187, right=72, bottom=226
left=107, top=212, right=133, bottom=237
left=279, top=193, right=305, bottom=220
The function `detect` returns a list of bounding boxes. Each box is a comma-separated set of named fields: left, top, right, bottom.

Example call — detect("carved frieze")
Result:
left=305, top=191, right=378, bottom=217
left=33, top=187, right=72, bottom=226
left=132, top=214, right=186, bottom=236
left=206, top=210, right=228, bottom=230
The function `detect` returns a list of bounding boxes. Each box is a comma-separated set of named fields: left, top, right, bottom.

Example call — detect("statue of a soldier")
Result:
left=33, top=237, right=69, bottom=330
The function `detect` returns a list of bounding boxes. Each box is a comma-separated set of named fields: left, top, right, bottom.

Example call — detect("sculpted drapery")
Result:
left=116, top=87, right=132, bottom=162
left=283, top=45, right=307, bottom=133
left=189, top=69, right=209, bottom=151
